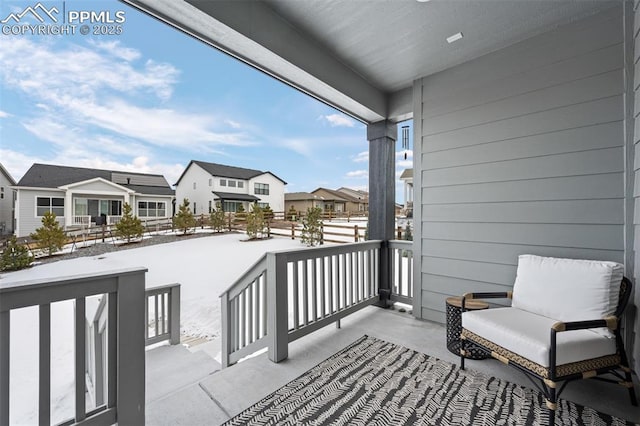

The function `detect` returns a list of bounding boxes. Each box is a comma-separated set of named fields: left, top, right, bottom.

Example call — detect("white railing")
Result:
left=221, top=241, right=384, bottom=367
left=0, top=267, right=147, bottom=425
left=107, top=215, right=122, bottom=226
left=145, top=284, right=181, bottom=346
left=389, top=240, right=414, bottom=304
left=73, top=215, right=91, bottom=226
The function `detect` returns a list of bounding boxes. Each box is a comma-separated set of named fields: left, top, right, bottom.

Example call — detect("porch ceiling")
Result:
left=122, top=0, right=617, bottom=123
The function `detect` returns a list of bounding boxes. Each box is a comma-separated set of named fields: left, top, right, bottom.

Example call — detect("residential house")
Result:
left=311, top=187, right=367, bottom=213
left=175, top=160, right=286, bottom=215
left=399, top=168, right=413, bottom=216
left=336, top=187, right=369, bottom=210
left=0, top=163, right=16, bottom=235
left=14, top=163, right=175, bottom=237
left=284, top=192, right=325, bottom=214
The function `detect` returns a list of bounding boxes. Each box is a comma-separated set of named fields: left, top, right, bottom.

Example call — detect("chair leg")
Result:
left=545, top=381, right=557, bottom=426
left=617, top=334, right=638, bottom=406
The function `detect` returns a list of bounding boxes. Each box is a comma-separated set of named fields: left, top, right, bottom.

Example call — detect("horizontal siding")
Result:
left=416, top=7, right=624, bottom=323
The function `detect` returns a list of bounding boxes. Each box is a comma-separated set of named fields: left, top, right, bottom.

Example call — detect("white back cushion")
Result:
left=511, top=255, right=623, bottom=322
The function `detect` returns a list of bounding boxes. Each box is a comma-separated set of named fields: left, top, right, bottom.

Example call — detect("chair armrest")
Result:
left=461, top=292, right=512, bottom=311
left=551, top=316, right=617, bottom=333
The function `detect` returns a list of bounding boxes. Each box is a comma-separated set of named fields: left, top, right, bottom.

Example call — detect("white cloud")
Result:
left=225, top=119, right=242, bottom=129
left=396, top=160, right=412, bottom=169
left=346, top=170, right=368, bottom=179
left=352, top=151, right=368, bottom=163
left=279, top=139, right=312, bottom=157
left=0, top=110, right=8, bottom=118
left=320, top=113, right=356, bottom=128
left=87, top=39, right=141, bottom=62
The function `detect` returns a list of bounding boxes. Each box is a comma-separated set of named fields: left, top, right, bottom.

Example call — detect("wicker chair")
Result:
left=459, top=255, right=637, bottom=426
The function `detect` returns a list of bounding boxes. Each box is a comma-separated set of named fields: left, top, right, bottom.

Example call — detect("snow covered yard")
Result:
left=2, top=233, right=304, bottom=425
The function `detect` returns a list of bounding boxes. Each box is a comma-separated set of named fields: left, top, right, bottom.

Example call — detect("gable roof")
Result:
left=399, top=169, right=413, bottom=180
left=0, top=163, right=16, bottom=185
left=311, top=187, right=360, bottom=202
left=176, top=160, right=286, bottom=185
left=285, top=192, right=325, bottom=201
left=16, top=163, right=173, bottom=195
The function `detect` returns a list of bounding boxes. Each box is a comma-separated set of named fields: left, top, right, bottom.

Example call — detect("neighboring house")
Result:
left=336, top=187, right=369, bottom=211
left=175, top=160, right=286, bottom=215
left=399, top=168, right=413, bottom=215
left=284, top=192, right=326, bottom=213
left=0, top=163, right=16, bottom=235
left=14, top=163, right=175, bottom=237
left=311, top=188, right=367, bottom=213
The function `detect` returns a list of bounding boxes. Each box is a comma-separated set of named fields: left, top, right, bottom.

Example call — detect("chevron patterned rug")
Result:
left=223, top=335, right=634, bottom=425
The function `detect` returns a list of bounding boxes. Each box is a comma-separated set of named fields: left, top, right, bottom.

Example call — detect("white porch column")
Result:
left=64, top=190, right=73, bottom=227
left=368, top=120, right=397, bottom=305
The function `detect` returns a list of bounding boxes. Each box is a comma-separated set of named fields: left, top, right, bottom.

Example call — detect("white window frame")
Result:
left=138, top=201, right=167, bottom=218
left=254, top=183, right=269, bottom=195
left=36, top=196, right=65, bottom=217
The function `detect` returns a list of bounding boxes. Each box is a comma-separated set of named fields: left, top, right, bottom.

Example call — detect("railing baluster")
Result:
left=247, top=282, right=254, bottom=344
left=302, top=260, right=309, bottom=325
left=39, top=304, right=51, bottom=426
left=239, top=292, right=245, bottom=348
left=328, top=255, right=334, bottom=315
left=311, top=258, right=318, bottom=321
left=230, top=297, right=237, bottom=351
left=398, top=248, right=403, bottom=295
left=292, top=262, right=299, bottom=329
left=144, top=295, right=149, bottom=340
left=75, top=297, right=86, bottom=422
left=254, top=279, right=261, bottom=339
left=261, top=274, right=267, bottom=337
left=107, top=293, right=117, bottom=409
left=341, top=253, right=347, bottom=309
left=349, top=252, right=355, bottom=306
left=154, top=294, right=159, bottom=338
left=320, top=257, right=326, bottom=319
left=359, top=250, right=364, bottom=301
left=409, top=250, right=414, bottom=297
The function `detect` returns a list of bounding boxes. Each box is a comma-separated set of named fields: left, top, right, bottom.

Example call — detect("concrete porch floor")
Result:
left=145, top=306, right=640, bottom=425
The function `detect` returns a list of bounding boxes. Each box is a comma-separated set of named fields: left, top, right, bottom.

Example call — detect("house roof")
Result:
left=16, top=163, right=173, bottom=194
left=0, top=163, right=16, bottom=185
left=336, top=187, right=368, bottom=202
left=399, top=169, right=413, bottom=180
left=176, top=160, right=286, bottom=185
left=212, top=191, right=260, bottom=202
left=312, top=187, right=360, bottom=203
left=285, top=192, right=324, bottom=201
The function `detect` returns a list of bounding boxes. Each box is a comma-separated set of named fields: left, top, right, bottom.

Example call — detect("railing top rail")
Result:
left=146, top=283, right=181, bottom=295
left=219, top=254, right=268, bottom=298
left=274, top=240, right=382, bottom=262
left=388, top=240, right=413, bottom=248
left=0, top=266, right=148, bottom=294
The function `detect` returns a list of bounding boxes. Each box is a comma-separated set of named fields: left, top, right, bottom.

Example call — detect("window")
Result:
left=254, top=183, right=269, bottom=195
left=258, top=202, right=269, bottom=209
left=193, top=182, right=196, bottom=190
left=37, top=197, right=64, bottom=217
left=238, top=181, right=244, bottom=188
left=138, top=201, right=166, bottom=217
left=228, top=180, right=236, bottom=188
left=223, top=201, right=243, bottom=212
left=209, top=178, right=212, bottom=186
left=220, top=179, right=227, bottom=186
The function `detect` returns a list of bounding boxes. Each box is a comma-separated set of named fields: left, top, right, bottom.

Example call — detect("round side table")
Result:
left=446, top=296, right=489, bottom=360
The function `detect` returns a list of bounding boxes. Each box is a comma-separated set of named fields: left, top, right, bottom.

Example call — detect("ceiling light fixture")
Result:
left=446, top=32, right=464, bottom=43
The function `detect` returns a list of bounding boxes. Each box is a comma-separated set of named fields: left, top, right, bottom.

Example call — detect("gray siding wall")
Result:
left=16, top=189, right=66, bottom=237
left=631, top=0, right=640, bottom=373
left=413, top=6, right=624, bottom=324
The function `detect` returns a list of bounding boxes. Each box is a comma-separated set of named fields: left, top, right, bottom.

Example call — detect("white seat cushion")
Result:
left=511, top=255, right=623, bottom=324
left=462, top=307, right=616, bottom=367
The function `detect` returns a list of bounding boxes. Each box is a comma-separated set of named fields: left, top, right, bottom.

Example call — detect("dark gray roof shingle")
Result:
left=16, top=164, right=172, bottom=194
left=175, top=160, right=286, bottom=185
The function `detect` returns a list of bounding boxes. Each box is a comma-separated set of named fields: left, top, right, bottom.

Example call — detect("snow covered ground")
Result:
left=3, top=233, right=304, bottom=425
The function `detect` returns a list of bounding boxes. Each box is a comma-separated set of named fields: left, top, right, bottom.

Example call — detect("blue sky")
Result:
left=0, top=0, right=413, bottom=200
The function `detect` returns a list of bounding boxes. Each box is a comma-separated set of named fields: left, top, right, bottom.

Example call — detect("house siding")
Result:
left=0, top=173, right=14, bottom=235
left=175, top=163, right=218, bottom=215
left=249, top=174, right=285, bottom=211
left=16, top=189, right=66, bottom=237
left=413, top=7, right=624, bottom=324
left=630, top=0, right=640, bottom=373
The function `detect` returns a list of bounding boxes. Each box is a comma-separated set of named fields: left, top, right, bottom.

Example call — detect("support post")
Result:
left=267, top=252, right=288, bottom=362
left=221, top=291, right=230, bottom=368
left=169, top=285, right=181, bottom=345
left=116, top=271, right=146, bottom=425
left=368, top=120, right=397, bottom=307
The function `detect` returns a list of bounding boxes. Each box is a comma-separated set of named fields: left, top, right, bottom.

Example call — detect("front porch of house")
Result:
left=144, top=305, right=638, bottom=425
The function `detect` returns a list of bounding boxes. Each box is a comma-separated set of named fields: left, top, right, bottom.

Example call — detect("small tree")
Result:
left=173, top=198, right=196, bottom=235
left=246, top=203, right=267, bottom=240
left=210, top=202, right=226, bottom=233
left=301, top=206, right=323, bottom=247
left=0, top=236, right=33, bottom=271
left=404, top=224, right=413, bottom=241
left=31, top=211, right=67, bottom=257
left=286, top=205, right=297, bottom=221
left=234, top=204, right=246, bottom=222
left=115, top=203, right=144, bottom=243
